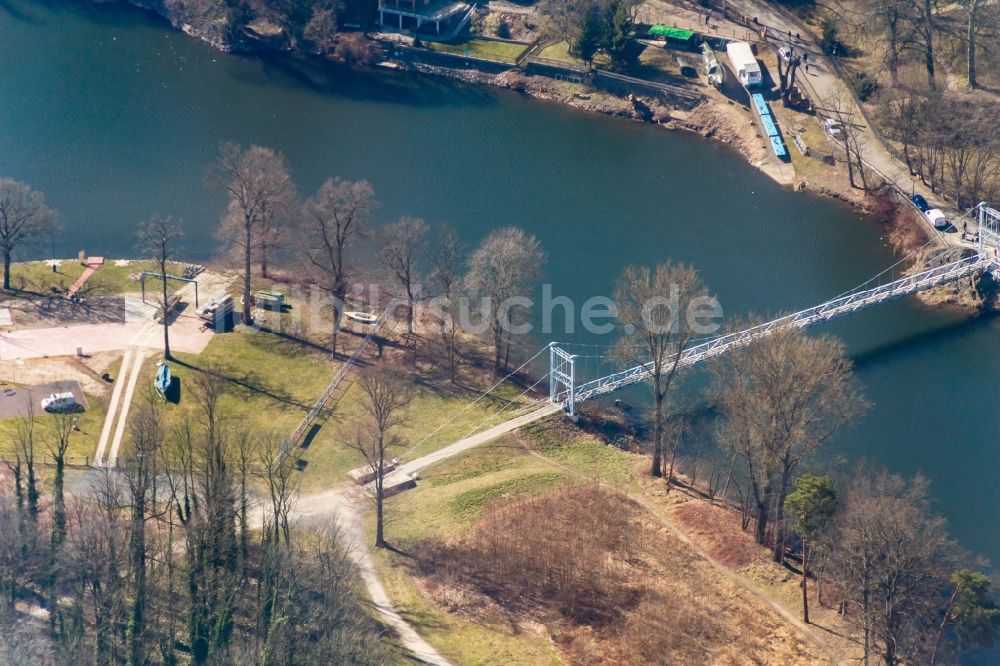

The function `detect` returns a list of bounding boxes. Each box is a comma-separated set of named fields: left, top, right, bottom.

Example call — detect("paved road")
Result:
left=399, top=402, right=563, bottom=476
left=95, top=272, right=228, bottom=466
left=722, top=0, right=974, bottom=244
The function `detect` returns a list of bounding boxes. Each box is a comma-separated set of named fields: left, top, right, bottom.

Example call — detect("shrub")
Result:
left=485, top=14, right=511, bottom=39
left=820, top=17, right=840, bottom=55
left=419, top=482, right=644, bottom=625
left=334, top=33, right=377, bottom=65
left=850, top=70, right=878, bottom=101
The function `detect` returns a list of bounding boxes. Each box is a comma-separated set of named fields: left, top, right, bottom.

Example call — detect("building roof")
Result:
left=649, top=25, right=697, bottom=41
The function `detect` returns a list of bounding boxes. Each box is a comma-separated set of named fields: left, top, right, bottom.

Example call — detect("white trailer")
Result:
left=725, top=41, right=762, bottom=88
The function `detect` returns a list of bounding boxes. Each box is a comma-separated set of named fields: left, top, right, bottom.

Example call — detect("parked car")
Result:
left=41, top=392, right=80, bottom=413
left=925, top=208, right=948, bottom=229
left=911, top=194, right=930, bottom=212
left=822, top=118, right=844, bottom=138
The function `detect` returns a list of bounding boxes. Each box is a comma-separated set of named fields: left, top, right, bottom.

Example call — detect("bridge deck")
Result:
left=557, top=253, right=989, bottom=405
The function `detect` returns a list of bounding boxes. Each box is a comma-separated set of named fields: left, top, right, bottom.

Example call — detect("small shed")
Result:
left=649, top=25, right=701, bottom=51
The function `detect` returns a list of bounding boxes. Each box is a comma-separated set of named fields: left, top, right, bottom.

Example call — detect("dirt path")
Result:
left=289, top=402, right=562, bottom=665
left=294, top=489, right=453, bottom=666
left=293, top=401, right=837, bottom=665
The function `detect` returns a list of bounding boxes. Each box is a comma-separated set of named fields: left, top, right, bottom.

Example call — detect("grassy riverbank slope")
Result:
left=365, top=418, right=847, bottom=664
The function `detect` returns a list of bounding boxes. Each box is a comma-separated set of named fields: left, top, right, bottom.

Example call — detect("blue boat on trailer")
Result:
left=155, top=361, right=171, bottom=397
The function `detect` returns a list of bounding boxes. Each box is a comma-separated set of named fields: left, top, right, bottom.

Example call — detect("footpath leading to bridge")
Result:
left=291, top=401, right=561, bottom=666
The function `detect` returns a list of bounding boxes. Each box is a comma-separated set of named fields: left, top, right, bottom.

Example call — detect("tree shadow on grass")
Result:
left=255, top=324, right=345, bottom=358
left=170, top=357, right=308, bottom=410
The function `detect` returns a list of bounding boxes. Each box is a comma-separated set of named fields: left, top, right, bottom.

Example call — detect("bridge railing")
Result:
left=556, top=253, right=989, bottom=405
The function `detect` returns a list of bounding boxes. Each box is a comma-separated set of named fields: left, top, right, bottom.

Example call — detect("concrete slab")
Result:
left=0, top=322, right=146, bottom=360
left=0, top=308, right=12, bottom=326
left=348, top=460, right=397, bottom=485
left=124, top=296, right=155, bottom=323
left=383, top=470, right=417, bottom=498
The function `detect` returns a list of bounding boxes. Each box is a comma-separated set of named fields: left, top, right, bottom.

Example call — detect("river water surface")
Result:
left=3, top=0, right=1000, bottom=569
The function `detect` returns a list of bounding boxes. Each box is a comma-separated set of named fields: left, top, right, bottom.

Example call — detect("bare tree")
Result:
left=257, top=435, right=299, bottom=547
left=349, top=369, right=410, bottom=548
left=302, top=178, right=375, bottom=354
left=826, top=90, right=870, bottom=192
left=66, top=470, right=128, bottom=663
left=209, top=143, right=295, bottom=326
left=0, top=178, right=58, bottom=291
left=465, top=227, right=545, bottom=374
left=663, top=413, right=689, bottom=491
left=828, top=469, right=956, bottom=665
left=122, top=400, right=166, bottom=666
left=612, top=262, right=710, bottom=478
left=138, top=215, right=183, bottom=359
left=916, top=0, right=937, bottom=89
left=13, top=405, right=40, bottom=521
left=428, top=225, right=464, bottom=381
left=861, top=0, right=916, bottom=85
left=964, top=0, right=981, bottom=87
left=42, top=410, right=75, bottom=633
left=185, top=374, right=242, bottom=664
left=378, top=216, right=427, bottom=338
left=877, top=90, right=929, bottom=174
left=47, top=411, right=74, bottom=552
left=714, top=325, right=865, bottom=560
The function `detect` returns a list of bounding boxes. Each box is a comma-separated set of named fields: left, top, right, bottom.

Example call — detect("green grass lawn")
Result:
left=115, top=327, right=340, bottom=464
left=534, top=40, right=612, bottom=69
left=8, top=259, right=190, bottom=297
left=536, top=40, right=582, bottom=65
left=364, top=419, right=643, bottom=664
left=114, top=323, right=537, bottom=492
left=630, top=43, right=686, bottom=82
left=298, top=375, right=532, bottom=492
left=427, top=36, right=530, bottom=64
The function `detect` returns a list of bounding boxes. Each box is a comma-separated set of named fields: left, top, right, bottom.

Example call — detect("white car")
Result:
left=822, top=118, right=844, bottom=138
left=41, top=392, right=79, bottom=413
left=925, top=208, right=948, bottom=229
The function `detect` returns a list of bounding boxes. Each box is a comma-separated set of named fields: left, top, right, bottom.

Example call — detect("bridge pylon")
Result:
left=548, top=343, right=576, bottom=416
left=978, top=202, right=1000, bottom=258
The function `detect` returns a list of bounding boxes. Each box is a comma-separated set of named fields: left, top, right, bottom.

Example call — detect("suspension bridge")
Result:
left=352, top=203, right=1000, bottom=476
left=550, top=202, right=1000, bottom=414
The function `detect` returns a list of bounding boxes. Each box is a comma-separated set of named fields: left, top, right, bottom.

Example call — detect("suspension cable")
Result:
left=397, top=344, right=550, bottom=460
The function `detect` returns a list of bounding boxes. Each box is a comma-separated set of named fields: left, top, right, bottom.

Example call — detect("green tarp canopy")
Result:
left=649, top=25, right=696, bottom=41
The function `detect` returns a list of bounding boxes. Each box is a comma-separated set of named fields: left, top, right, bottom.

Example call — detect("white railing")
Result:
left=278, top=309, right=390, bottom=464
left=557, top=253, right=989, bottom=405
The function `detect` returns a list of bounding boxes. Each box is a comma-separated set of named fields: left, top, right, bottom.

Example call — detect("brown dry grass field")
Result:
left=372, top=418, right=846, bottom=665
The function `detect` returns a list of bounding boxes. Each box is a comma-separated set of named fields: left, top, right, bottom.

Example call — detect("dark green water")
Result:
left=3, top=0, right=1000, bottom=567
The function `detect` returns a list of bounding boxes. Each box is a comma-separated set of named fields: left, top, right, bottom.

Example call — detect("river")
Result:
left=2, top=0, right=1000, bottom=571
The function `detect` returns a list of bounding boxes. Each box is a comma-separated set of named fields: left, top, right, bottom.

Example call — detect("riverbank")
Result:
left=95, top=0, right=934, bottom=247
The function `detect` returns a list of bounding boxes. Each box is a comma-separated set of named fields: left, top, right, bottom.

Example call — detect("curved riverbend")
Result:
left=2, top=0, right=1000, bottom=566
